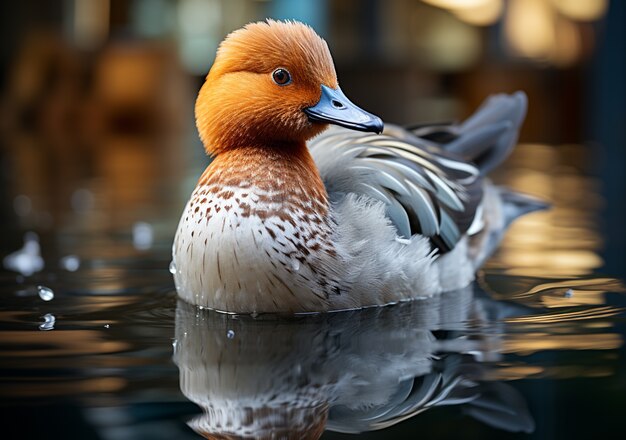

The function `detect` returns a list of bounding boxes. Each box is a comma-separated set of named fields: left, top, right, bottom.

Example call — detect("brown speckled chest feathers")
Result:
left=196, top=143, right=329, bottom=220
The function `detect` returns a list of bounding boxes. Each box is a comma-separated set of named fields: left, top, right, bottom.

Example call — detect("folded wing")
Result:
left=309, top=92, right=528, bottom=254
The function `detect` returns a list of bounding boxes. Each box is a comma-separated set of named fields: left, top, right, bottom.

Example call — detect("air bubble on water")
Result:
left=291, top=260, right=300, bottom=271
left=227, top=330, right=235, bottom=339
left=3, top=232, right=44, bottom=276
left=564, top=289, right=574, bottom=298
left=37, top=285, right=54, bottom=301
left=133, top=221, right=154, bottom=250
left=39, top=313, right=55, bottom=331
left=169, top=260, right=177, bottom=274
left=60, top=255, right=80, bottom=272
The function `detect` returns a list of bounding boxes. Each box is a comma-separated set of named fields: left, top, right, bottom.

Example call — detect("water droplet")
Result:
left=39, top=313, right=55, bottom=331
left=227, top=330, right=235, bottom=339
left=250, top=312, right=259, bottom=319
left=169, top=260, right=177, bottom=274
left=291, top=259, right=300, bottom=271
left=564, top=289, right=574, bottom=298
left=37, top=285, right=54, bottom=301
left=60, top=255, right=80, bottom=272
left=3, top=232, right=44, bottom=276
left=104, top=324, right=110, bottom=329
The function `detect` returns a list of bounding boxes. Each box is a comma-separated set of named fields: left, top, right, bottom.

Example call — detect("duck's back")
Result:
left=308, top=92, right=547, bottom=306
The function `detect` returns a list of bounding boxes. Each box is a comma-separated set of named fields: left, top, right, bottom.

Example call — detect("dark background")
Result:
left=0, top=0, right=624, bottom=273
left=1, top=1, right=625, bottom=439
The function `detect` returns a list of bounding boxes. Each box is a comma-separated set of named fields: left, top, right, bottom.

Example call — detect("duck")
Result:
left=172, top=19, right=546, bottom=314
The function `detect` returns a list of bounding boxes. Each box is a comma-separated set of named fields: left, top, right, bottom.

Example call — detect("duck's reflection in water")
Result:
left=173, top=286, right=534, bottom=439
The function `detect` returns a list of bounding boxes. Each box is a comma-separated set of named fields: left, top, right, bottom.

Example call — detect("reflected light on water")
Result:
left=0, top=377, right=126, bottom=398
left=0, top=330, right=131, bottom=358
left=507, top=305, right=623, bottom=323
left=488, top=364, right=615, bottom=380
left=502, top=332, right=622, bottom=356
left=486, top=143, right=605, bottom=278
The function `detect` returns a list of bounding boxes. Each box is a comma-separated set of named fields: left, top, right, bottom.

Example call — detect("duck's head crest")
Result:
left=196, top=19, right=382, bottom=156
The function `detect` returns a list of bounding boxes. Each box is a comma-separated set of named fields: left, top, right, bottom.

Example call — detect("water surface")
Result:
left=1, top=143, right=625, bottom=439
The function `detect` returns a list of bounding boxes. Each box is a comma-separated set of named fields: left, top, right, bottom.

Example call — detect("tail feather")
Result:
left=446, top=91, right=528, bottom=175
left=462, top=382, right=535, bottom=434
left=444, top=121, right=512, bottom=161
left=470, top=186, right=549, bottom=270
left=499, top=188, right=550, bottom=227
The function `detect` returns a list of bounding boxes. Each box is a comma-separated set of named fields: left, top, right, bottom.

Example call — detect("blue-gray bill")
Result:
left=304, top=85, right=384, bottom=134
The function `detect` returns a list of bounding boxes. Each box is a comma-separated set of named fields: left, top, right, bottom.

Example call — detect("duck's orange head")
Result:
left=195, top=20, right=383, bottom=156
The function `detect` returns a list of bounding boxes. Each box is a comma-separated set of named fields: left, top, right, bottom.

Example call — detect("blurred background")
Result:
left=0, top=0, right=624, bottom=275
left=1, top=2, right=626, bottom=439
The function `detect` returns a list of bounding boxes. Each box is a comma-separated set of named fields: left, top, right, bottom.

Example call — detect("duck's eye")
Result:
left=272, top=68, right=291, bottom=86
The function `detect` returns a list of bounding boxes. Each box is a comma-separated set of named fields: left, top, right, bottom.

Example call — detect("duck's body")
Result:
left=172, top=20, right=545, bottom=313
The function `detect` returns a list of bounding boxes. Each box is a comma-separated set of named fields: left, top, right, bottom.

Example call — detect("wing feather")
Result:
left=310, top=92, right=529, bottom=253
left=402, top=180, right=441, bottom=237
left=350, top=161, right=411, bottom=197
left=310, top=126, right=483, bottom=253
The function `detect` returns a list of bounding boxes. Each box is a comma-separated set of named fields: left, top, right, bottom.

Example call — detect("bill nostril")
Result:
left=331, top=99, right=345, bottom=109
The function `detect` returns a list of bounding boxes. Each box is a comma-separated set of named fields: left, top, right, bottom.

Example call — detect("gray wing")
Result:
left=310, top=129, right=482, bottom=253
left=406, top=91, right=528, bottom=175
left=309, top=92, right=528, bottom=254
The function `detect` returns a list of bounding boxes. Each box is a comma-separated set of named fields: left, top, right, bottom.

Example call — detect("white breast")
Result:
left=172, top=184, right=336, bottom=313
left=172, top=184, right=485, bottom=314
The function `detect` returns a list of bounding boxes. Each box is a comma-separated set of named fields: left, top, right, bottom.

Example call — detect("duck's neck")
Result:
left=199, top=141, right=329, bottom=217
